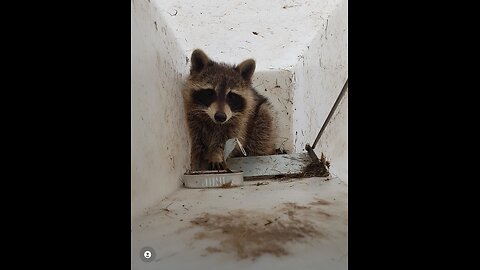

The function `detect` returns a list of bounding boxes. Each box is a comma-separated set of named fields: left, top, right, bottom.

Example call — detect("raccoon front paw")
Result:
left=208, top=161, right=226, bottom=170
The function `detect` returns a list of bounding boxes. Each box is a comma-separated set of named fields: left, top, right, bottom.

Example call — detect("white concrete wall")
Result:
left=154, top=0, right=339, bottom=71
left=252, top=70, right=295, bottom=151
left=288, top=0, right=347, bottom=183
left=316, top=90, right=348, bottom=183
left=131, top=0, right=191, bottom=221
left=292, top=0, right=348, bottom=153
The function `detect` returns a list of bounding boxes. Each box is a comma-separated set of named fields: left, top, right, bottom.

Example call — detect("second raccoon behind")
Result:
left=183, top=49, right=276, bottom=171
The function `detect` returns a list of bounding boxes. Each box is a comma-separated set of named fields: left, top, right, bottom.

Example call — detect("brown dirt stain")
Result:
left=189, top=202, right=331, bottom=260
left=205, top=247, right=222, bottom=253
left=221, top=182, right=233, bottom=188
left=309, top=199, right=331, bottom=205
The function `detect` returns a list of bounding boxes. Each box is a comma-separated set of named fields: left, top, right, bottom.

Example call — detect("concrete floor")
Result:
left=131, top=177, right=348, bottom=270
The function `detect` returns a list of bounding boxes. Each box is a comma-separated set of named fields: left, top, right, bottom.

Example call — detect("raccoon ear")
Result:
left=190, top=49, right=210, bottom=74
left=235, top=59, right=256, bottom=81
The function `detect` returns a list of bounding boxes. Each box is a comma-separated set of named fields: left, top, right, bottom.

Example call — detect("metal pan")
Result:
left=183, top=170, right=244, bottom=188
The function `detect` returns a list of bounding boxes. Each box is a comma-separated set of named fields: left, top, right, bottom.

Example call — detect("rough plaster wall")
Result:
left=292, top=0, right=347, bottom=152
left=132, top=0, right=190, bottom=221
left=154, top=0, right=339, bottom=71
left=252, top=70, right=294, bottom=152
left=316, top=90, right=348, bottom=183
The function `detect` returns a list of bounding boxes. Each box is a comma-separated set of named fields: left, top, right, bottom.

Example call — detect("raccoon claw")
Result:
left=209, top=161, right=226, bottom=171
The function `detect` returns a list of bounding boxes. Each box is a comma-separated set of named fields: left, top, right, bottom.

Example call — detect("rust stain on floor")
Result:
left=189, top=201, right=332, bottom=260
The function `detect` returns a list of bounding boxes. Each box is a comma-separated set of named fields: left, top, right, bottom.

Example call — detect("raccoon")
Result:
left=183, top=49, right=275, bottom=170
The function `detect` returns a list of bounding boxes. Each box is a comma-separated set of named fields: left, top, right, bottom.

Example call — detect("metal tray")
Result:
left=183, top=170, right=244, bottom=188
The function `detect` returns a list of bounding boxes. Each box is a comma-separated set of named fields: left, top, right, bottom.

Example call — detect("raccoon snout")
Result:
left=214, top=112, right=227, bottom=123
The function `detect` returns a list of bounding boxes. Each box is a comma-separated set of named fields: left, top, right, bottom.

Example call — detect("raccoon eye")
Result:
left=226, top=92, right=246, bottom=112
left=192, top=89, right=216, bottom=107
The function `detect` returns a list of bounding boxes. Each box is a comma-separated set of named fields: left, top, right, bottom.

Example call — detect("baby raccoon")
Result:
left=183, top=49, right=275, bottom=170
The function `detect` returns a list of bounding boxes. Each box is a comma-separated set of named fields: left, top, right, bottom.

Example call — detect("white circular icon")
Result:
left=140, top=246, right=156, bottom=262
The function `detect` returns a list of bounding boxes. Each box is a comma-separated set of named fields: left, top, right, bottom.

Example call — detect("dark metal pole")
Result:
left=305, top=79, right=348, bottom=161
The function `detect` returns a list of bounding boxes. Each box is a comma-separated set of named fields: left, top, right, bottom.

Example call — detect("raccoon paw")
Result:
left=208, top=161, right=226, bottom=171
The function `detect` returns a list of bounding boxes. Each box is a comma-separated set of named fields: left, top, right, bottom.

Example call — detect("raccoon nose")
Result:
left=214, top=112, right=227, bottom=123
